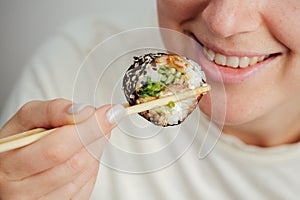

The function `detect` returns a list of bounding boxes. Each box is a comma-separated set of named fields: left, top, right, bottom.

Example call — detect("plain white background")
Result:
left=0, top=0, right=156, bottom=117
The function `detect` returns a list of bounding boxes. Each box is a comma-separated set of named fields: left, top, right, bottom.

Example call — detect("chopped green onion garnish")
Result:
left=137, top=77, right=165, bottom=97
left=167, top=101, right=175, bottom=108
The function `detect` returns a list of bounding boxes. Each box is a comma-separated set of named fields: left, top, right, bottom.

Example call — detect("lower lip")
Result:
left=197, top=49, right=280, bottom=84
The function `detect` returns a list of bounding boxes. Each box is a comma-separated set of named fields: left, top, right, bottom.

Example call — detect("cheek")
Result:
left=264, top=2, right=300, bottom=53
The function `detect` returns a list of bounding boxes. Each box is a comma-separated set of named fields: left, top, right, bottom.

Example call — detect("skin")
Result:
left=157, top=0, right=300, bottom=147
left=0, top=99, right=114, bottom=199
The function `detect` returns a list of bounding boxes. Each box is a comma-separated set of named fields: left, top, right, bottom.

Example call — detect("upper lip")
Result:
left=188, top=32, right=282, bottom=58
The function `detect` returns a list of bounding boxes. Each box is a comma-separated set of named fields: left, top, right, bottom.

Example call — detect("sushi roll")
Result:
left=122, top=52, right=207, bottom=126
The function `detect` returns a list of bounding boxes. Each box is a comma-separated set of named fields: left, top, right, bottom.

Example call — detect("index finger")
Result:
left=0, top=99, right=94, bottom=137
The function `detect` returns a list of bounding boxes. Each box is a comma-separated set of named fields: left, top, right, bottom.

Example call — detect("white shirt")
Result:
left=1, top=16, right=300, bottom=200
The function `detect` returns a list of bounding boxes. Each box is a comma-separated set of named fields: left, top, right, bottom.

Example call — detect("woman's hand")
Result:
left=0, top=99, right=125, bottom=199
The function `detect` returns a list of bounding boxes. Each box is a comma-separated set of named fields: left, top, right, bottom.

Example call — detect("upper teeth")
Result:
left=203, top=47, right=269, bottom=68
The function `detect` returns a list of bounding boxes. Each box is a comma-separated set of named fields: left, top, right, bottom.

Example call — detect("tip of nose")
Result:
left=202, top=4, right=261, bottom=38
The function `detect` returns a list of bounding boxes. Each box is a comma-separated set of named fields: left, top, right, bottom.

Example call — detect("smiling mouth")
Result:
left=202, top=47, right=281, bottom=69
left=190, top=33, right=281, bottom=69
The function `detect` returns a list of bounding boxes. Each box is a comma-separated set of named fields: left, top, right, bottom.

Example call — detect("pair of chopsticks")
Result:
left=0, top=84, right=210, bottom=153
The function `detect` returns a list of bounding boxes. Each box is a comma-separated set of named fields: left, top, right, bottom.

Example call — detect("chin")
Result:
left=199, top=93, right=265, bottom=127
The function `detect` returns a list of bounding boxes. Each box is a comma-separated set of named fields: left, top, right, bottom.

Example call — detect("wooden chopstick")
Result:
left=0, top=128, right=56, bottom=153
left=0, top=84, right=210, bottom=153
left=126, top=84, right=210, bottom=114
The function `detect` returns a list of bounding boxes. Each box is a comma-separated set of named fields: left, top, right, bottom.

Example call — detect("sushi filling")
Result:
left=137, top=77, right=165, bottom=98
left=123, top=53, right=206, bottom=126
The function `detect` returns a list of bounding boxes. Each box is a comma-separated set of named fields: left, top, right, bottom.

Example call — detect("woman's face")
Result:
left=157, top=0, right=300, bottom=129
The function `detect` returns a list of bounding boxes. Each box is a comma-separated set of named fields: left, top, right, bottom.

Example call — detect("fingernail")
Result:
left=106, top=104, right=127, bottom=124
left=68, top=103, right=91, bottom=114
